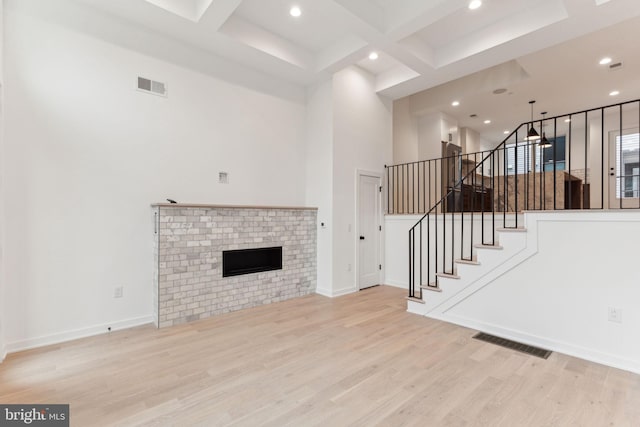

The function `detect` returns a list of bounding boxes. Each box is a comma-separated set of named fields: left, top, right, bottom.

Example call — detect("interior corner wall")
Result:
left=460, top=127, right=481, bottom=153
left=305, top=80, right=333, bottom=295
left=3, top=4, right=307, bottom=351
left=440, top=112, right=459, bottom=147
left=331, top=66, right=392, bottom=295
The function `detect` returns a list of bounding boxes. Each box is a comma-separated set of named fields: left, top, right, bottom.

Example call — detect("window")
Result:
left=541, top=136, right=566, bottom=172
left=504, top=142, right=544, bottom=174
left=504, top=136, right=566, bottom=175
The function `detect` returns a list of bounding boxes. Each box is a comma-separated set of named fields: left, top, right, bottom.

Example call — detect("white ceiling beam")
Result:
left=199, top=0, right=242, bottom=31
left=329, top=0, right=386, bottom=33
left=385, top=0, right=466, bottom=41
left=434, top=0, right=568, bottom=68
left=219, top=16, right=314, bottom=70
left=315, top=35, right=369, bottom=74
left=375, top=64, right=421, bottom=93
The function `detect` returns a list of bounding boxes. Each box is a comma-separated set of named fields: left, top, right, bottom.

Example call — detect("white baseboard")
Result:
left=0, top=345, right=6, bottom=363
left=315, top=287, right=357, bottom=298
left=435, top=312, right=640, bottom=375
left=383, top=281, right=406, bottom=290
left=6, top=315, right=154, bottom=355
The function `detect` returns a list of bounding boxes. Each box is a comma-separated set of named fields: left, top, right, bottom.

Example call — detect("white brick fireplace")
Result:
left=152, top=204, right=317, bottom=328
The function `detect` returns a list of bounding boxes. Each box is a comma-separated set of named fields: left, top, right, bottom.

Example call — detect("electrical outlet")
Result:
left=114, top=286, right=124, bottom=298
left=608, top=307, right=622, bottom=323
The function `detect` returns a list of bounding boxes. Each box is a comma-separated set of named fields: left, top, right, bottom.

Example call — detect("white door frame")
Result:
left=606, top=127, right=640, bottom=209
left=356, top=169, right=384, bottom=290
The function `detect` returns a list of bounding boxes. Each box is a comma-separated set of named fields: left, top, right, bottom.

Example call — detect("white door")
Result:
left=608, top=129, right=640, bottom=209
left=358, top=173, right=381, bottom=290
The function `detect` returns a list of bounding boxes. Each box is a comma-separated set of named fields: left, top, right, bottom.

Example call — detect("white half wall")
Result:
left=445, top=210, right=640, bottom=374
left=388, top=210, right=640, bottom=373
left=3, top=4, right=307, bottom=352
left=384, top=214, right=423, bottom=289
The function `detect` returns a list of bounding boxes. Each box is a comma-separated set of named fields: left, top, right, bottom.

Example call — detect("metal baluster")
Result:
left=584, top=111, right=588, bottom=209
left=569, top=114, right=573, bottom=210
left=554, top=119, right=557, bottom=210
left=601, top=108, right=604, bottom=209
left=619, top=104, right=623, bottom=209
left=419, top=221, right=422, bottom=294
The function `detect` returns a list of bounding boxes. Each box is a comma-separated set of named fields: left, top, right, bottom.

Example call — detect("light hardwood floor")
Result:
left=1, top=285, right=639, bottom=426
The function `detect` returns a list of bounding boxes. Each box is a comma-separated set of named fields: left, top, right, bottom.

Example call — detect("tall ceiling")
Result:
left=17, top=0, right=640, bottom=143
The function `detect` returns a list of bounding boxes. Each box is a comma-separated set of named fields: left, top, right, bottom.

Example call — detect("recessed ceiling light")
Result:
left=289, top=6, right=301, bottom=17
left=484, top=120, right=491, bottom=124
left=599, top=57, right=612, bottom=65
left=610, top=90, right=620, bottom=96
left=468, top=0, right=482, bottom=10
left=565, top=119, right=571, bottom=123
left=452, top=101, right=460, bottom=107
left=504, top=130, right=510, bottom=134
left=368, top=52, right=379, bottom=61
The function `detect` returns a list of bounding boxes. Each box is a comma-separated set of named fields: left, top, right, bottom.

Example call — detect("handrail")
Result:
left=407, top=98, right=640, bottom=300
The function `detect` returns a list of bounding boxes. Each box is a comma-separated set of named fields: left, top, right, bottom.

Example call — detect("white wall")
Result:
left=392, top=97, right=418, bottom=164
left=305, top=80, right=333, bottom=295
left=3, top=4, right=308, bottom=351
left=387, top=210, right=640, bottom=374
left=447, top=211, right=640, bottom=374
left=0, top=0, right=6, bottom=361
left=331, top=66, right=392, bottom=295
left=417, top=113, right=443, bottom=160
left=440, top=112, right=459, bottom=148
left=460, top=127, right=481, bottom=153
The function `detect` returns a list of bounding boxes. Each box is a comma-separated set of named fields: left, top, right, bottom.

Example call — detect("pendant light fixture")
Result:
left=526, top=100, right=540, bottom=140
left=539, top=112, right=552, bottom=148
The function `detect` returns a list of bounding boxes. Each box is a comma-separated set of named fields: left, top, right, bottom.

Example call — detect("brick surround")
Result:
left=152, top=204, right=317, bottom=328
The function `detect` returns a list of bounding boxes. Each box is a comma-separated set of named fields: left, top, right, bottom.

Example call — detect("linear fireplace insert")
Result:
left=222, top=246, right=283, bottom=277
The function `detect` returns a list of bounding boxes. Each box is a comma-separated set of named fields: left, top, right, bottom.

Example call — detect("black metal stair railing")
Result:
left=405, top=99, right=640, bottom=300
left=386, top=149, right=493, bottom=215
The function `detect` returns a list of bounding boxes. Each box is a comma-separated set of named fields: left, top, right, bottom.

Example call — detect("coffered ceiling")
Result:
left=16, top=0, right=640, bottom=144
left=69, top=0, right=640, bottom=101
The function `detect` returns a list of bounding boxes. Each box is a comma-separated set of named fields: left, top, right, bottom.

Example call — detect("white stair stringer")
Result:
left=407, top=214, right=539, bottom=317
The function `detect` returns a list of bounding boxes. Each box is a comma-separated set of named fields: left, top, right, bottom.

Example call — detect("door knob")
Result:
left=359, top=236, right=365, bottom=240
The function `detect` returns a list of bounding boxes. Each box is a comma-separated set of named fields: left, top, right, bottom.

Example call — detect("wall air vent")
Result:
left=609, top=62, right=623, bottom=71
left=137, top=76, right=167, bottom=97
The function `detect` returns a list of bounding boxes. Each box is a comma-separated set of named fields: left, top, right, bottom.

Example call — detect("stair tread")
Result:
left=455, top=258, right=480, bottom=265
left=436, top=272, right=460, bottom=279
left=474, top=243, right=503, bottom=250
left=497, top=227, right=527, bottom=232
left=406, top=296, right=425, bottom=304
left=421, top=283, right=442, bottom=292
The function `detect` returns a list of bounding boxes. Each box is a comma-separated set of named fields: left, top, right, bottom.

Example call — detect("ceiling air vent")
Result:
left=609, top=62, right=623, bottom=71
left=137, top=76, right=167, bottom=97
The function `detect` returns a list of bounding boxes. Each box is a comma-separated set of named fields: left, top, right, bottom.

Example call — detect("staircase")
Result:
left=406, top=216, right=527, bottom=316
left=396, top=98, right=640, bottom=312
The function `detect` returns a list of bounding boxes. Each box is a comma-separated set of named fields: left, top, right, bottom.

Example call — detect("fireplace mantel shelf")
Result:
left=152, top=203, right=317, bottom=210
